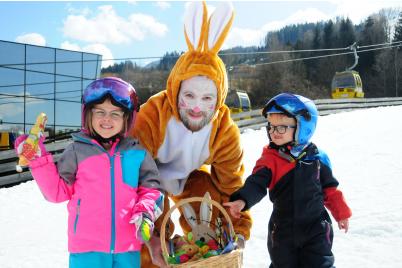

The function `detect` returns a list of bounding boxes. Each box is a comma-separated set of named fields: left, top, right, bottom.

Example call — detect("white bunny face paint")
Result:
left=178, top=76, right=217, bottom=132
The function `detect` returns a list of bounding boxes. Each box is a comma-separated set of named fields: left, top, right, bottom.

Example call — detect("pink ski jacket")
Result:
left=29, top=132, right=163, bottom=253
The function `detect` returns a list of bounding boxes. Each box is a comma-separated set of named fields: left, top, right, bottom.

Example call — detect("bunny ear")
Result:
left=206, top=1, right=234, bottom=54
left=182, top=203, right=198, bottom=228
left=200, top=192, right=212, bottom=227
left=184, top=1, right=208, bottom=52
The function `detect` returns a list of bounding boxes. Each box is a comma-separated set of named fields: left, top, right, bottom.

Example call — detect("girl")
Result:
left=17, top=77, right=163, bottom=268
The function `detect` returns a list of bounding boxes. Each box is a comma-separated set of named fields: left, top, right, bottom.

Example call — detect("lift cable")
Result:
left=1, top=40, right=401, bottom=68
left=0, top=41, right=401, bottom=89
left=241, top=43, right=402, bottom=68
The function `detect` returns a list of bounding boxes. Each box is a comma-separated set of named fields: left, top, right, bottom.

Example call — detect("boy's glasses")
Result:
left=266, top=123, right=296, bottom=134
left=92, top=108, right=124, bottom=120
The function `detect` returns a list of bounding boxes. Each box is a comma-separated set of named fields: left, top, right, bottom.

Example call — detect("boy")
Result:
left=224, top=93, right=351, bottom=268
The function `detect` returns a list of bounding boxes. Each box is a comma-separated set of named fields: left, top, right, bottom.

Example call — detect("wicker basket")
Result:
left=160, top=196, right=243, bottom=268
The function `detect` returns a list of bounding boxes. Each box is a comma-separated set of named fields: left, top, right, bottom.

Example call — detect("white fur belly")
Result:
left=157, top=118, right=212, bottom=195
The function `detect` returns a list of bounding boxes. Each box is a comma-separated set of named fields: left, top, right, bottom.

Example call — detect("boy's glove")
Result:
left=130, top=213, right=154, bottom=242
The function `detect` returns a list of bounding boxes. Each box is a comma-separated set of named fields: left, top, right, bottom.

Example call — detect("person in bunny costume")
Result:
left=130, top=1, right=252, bottom=267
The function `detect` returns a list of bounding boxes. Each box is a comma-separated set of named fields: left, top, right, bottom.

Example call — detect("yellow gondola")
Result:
left=0, top=131, right=16, bottom=150
left=225, top=90, right=251, bottom=114
left=331, top=70, right=364, bottom=98
left=331, top=42, right=364, bottom=99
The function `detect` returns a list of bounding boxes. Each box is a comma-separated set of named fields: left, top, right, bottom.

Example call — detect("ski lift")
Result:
left=331, top=43, right=364, bottom=98
left=225, top=90, right=251, bottom=114
left=0, top=131, right=16, bottom=150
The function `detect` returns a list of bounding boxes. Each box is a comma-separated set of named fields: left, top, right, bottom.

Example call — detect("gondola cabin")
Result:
left=331, top=70, right=364, bottom=98
left=0, top=131, right=16, bottom=150
left=225, top=90, right=251, bottom=114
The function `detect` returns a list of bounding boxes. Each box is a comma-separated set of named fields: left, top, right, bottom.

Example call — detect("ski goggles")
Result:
left=83, top=77, right=137, bottom=111
left=262, top=93, right=312, bottom=121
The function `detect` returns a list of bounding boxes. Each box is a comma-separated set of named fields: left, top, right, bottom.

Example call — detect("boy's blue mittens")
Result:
left=130, top=213, right=154, bottom=242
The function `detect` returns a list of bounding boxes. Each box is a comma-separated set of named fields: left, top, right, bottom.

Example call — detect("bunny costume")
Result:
left=131, top=2, right=252, bottom=266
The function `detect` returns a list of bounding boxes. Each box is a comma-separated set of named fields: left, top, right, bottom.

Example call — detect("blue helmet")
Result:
left=262, top=93, right=318, bottom=154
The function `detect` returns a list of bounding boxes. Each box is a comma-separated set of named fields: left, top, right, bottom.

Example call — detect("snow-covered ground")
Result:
left=1, top=106, right=402, bottom=267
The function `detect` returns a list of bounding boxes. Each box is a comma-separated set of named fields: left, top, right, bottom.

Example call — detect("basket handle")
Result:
left=160, top=196, right=236, bottom=264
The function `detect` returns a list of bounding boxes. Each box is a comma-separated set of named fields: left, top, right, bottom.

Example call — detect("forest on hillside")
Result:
left=101, top=8, right=402, bottom=109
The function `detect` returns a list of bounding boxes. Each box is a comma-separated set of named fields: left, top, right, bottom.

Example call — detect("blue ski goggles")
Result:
left=83, top=77, right=137, bottom=111
left=262, top=93, right=313, bottom=121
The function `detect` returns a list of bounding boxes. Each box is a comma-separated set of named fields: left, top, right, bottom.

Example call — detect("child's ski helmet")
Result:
left=82, top=77, right=139, bottom=132
left=262, top=93, right=318, bottom=153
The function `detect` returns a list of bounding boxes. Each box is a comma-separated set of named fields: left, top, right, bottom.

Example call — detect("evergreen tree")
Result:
left=313, top=26, right=321, bottom=49
left=394, top=11, right=402, bottom=42
left=358, top=16, right=376, bottom=70
left=339, top=18, right=356, bottom=47
left=392, top=11, right=402, bottom=97
left=358, top=14, right=390, bottom=97
left=323, top=20, right=334, bottom=48
left=158, top=51, right=181, bottom=70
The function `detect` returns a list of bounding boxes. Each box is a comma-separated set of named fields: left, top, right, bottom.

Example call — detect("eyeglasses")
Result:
left=266, top=123, right=296, bottom=134
left=92, top=108, right=124, bottom=120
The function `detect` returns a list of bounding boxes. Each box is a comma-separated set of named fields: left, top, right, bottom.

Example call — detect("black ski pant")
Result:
left=267, top=215, right=335, bottom=268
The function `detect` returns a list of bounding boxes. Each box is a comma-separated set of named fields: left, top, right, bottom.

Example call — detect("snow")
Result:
left=1, top=106, right=402, bottom=267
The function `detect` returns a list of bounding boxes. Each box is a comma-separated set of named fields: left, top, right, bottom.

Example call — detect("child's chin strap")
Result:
left=279, top=149, right=307, bottom=163
left=93, top=132, right=122, bottom=145
left=271, top=142, right=307, bottom=163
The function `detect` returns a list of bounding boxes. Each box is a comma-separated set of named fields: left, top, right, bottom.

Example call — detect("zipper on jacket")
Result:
left=271, top=223, right=277, bottom=248
left=324, top=220, right=332, bottom=245
left=75, top=134, right=121, bottom=252
left=74, top=199, right=81, bottom=234
left=110, top=154, right=116, bottom=253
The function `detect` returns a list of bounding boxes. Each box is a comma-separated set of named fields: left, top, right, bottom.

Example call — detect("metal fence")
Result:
left=233, top=97, right=402, bottom=132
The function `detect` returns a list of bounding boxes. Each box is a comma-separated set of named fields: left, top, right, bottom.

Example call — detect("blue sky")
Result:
left=2, top=0, right=402, bottom=68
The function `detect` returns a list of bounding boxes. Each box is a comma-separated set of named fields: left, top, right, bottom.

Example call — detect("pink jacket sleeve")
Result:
left=29, top=154, right=73, bottom=203
left=132, top=186, right=164, bottom=222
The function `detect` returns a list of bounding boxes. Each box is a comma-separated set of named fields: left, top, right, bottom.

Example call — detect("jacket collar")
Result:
left=269, top=142, right=317, bottom=162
